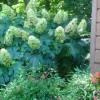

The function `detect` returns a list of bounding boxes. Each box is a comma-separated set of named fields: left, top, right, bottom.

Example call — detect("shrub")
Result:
left=0, top=1, right=89, bottom=85
left=0, top=67, right=66, bottom=100
left=65, top=67, right=95, bottom=100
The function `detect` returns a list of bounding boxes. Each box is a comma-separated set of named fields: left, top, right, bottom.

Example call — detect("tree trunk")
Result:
left=24, top=0, right=30, bottom=6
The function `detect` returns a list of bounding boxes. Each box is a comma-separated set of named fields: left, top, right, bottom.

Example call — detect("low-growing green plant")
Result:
left=65, top=67, right=95, bottom=100
left=0, top=67, right=66, bottom=100
left=0, top=66, right=94, bottom=100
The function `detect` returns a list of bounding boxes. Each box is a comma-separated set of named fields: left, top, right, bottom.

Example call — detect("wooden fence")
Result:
left=90, top=0, right=100, bottom=74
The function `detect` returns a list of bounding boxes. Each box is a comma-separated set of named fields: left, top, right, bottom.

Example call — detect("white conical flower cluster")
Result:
left=65, top=18, right=78, bottom=37
left=41, top=9, right=50, bottom=20
left=4, top=26, right=29, bottom=45
left=0, top=48, right=12, bottom=67
left=55, top=26, right=65, bottom=43
left=2, top=4, right=16, bottom=19
left=25, top=0, right=39, bottom=28
left=26, top=8, right=38, bottom=27
left=77, top=19, right=87, bottom=34
left=28, top=35, right=41, bottom=50
left=54, top=10, right=68, bottom=24
left=35, top=18, right=47, bottom=33
left=26, top=0, right=38, bottom=12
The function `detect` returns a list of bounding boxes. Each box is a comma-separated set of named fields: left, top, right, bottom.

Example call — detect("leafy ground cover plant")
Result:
left=0, top=67, right=66, bottom=100
left=0, top=66, right=94, bottom=100
left=65, top=67, right=95, bottom=100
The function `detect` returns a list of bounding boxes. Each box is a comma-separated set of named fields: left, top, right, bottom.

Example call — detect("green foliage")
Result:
left=0, top=67, right=66, bottom=100
left=0, top=0, right=92, bottom=99
left=38, top=0, right=64, bottom=12
left=64, top=0, right=92, bottom=19
left=0, top=0, right=90, bottom=85
left=0, top=0, right=92, bottom=20
left=65, top=67, right=95, bottom=100
left=0, top=66, right=94, bottom=100
left=12, top=0, right=25, bottom=14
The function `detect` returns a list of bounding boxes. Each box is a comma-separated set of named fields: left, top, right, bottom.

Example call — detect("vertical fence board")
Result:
left=90, top=0, right=97, bottom=74
left=95, top=50, right=100, bottom=62
left=96, top=37, right=100, bottom=49
left=97, top=0, right=100, bottom=8
left=97, top=9, right=100, bottom=22
left=96, top=23, right=100, bottom=35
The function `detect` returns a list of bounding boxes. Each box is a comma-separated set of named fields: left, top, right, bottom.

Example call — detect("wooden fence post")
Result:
left=90, top=0, right=100, bottom=99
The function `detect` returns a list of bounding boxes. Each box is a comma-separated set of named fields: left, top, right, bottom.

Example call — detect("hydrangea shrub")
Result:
left=0, top=1, right=89, bottom=85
